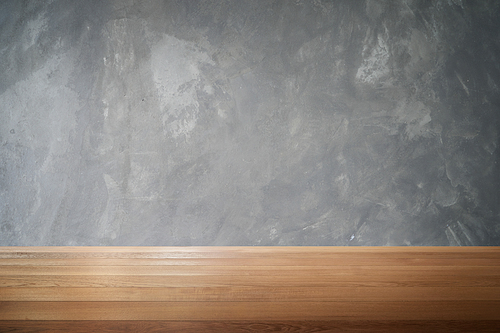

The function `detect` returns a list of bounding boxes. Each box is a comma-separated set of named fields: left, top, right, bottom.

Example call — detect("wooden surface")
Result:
left=0, top=246, right=499, bottom=332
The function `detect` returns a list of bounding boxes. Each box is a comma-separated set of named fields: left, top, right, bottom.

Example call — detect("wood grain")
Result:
left=1, top=321, right=499, bottom=333
left=2, top=301, right=500, bottom=320
left=2, top=265, right=499, bottom=276
left=1, top=247, right=499, bottom=331
left=1, top=257, right=499, bottom=266
left=2, top=286, right=498, bottom=301
left=2, top=274, right=499, bottom=288
left=1, top=246, right=498, bottom=258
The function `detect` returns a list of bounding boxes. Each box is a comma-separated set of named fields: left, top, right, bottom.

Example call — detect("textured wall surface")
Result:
left=1, top=0, right=499, bottom=245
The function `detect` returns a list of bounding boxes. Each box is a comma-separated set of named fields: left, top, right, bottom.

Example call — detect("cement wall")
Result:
left=1, top=0, right=499, bottom=245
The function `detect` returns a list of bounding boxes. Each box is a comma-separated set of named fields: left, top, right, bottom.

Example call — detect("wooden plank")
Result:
left=1, top=320, right=499, bottom=333
left=0, top=320, right=499, bottom=333
left=1, top=257, right=499, bottom=266
left=2, top=286, right=499, bottom=302
left=1, top=301, right=499, bottom=321
left=1, top=246, right=498, bottom=259
left=1, top=246, right=499, bottom=327
left=2, top=274, right=499, bottom=288
left=1, top=265, right=498, bottom=276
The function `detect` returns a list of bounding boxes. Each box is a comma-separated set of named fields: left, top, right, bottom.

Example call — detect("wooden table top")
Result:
left=1, top=246, right=499, bottom=332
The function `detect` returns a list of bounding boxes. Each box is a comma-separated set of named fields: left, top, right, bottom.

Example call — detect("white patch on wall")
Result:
left=99, top=174, right=121, bottom=240
left=0, top=52, right=78, bottom=243
left=405, top=29, right=437, bottom=77
left=22, top=12, right=48, bottom=50
left=150, top=35, right=214, bottom=140
left=335, top=173, right=350, bottom=198
left=356, top=30, right=390, bottom=85
left=394, top=100, right=433, bottom=140
left=0, top=55, right=78, bottom=171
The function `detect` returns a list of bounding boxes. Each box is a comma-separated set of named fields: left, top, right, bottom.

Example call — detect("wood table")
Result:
left=1, top=246, right=499, bottom=332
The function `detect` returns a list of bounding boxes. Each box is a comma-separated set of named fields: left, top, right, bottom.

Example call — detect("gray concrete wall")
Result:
left=1, top=0, right=499, bottom=245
